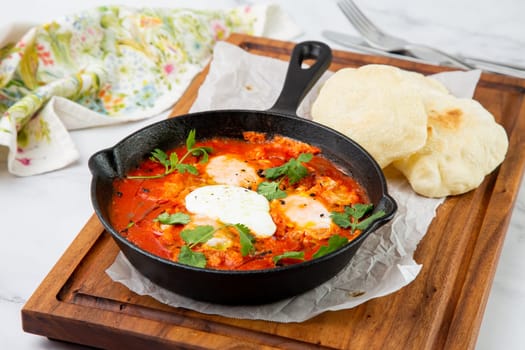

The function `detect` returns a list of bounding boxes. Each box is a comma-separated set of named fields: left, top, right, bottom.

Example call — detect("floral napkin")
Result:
left=0, top=4, right=300, bottom=176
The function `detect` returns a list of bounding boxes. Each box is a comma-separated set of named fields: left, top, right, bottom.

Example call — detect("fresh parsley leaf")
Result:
left=264, top=164, right=287, bottom=179
left=180, top=225, right=215, bottom=247
left=273, top=251, right=305, bottom=264
left=192, top=146, right=213, bottom=163
left=345, top=203, right=373, bottom=220
left=177, top=222, right=259, bottom=267
left=284, top=158, right=309, bottom=184
left=175, top=163, right=198, bottom=175
left=154, top=212, right=191, bottom=225
left=178, top=245, right=206, bottom=268
left=257, top=181, right=287, bottom=201
left=331, top=203, right=386, bottom=233
left=296, top=153, right=313, bottom=163
left=186, top=129, right=196, bottom=150
left=263, top=153, right=313, bottom=185
left=351, top=210, right=386, bottom=231
left=179, top=131, right=212, bottom=164
left=312, top=235, right=349, bottom=259
left=127, top=129, right=212, bottom=179
left=150, top=148, right=168, bottom=165
left=168, top=152, right=179, bottom=169
left=234, top=224, right=255, bottom=256
left=330, top=211, right=352, bottom=228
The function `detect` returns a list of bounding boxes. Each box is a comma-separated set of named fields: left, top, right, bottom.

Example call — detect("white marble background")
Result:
left=0, top=0, right=524, bottom=349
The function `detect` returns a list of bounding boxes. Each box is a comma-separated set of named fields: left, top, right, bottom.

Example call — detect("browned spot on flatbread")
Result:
left=430, top=108, right=463, bottom=131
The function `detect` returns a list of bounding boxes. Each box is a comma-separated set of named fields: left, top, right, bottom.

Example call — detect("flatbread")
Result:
left=392, top=94, right=508, bottom=197
left=311, top=65, right=444, bottom=168
left=310, top=64, right=508, bottom=198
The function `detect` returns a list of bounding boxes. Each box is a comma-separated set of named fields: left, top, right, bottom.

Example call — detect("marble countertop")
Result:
left=1, top=0, right=524, bottom=349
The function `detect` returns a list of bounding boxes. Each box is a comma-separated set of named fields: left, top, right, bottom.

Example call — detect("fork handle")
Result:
left=403, top=44, right=475, bottom=69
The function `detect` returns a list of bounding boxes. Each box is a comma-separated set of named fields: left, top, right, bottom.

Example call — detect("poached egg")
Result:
left=205, top=155, right=259, bottom=188
left=185, top=184, right=276, bottom=238
left=276, top=194, right=331, bottom=230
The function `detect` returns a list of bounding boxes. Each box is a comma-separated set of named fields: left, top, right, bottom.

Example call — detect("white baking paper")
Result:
left=106, top=41, right=482, bottom=322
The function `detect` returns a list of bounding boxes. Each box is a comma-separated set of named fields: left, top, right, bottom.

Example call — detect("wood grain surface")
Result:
left=21, top=34, right=525, bottom=350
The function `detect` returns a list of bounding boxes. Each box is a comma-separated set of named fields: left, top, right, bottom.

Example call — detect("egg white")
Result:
left=205, top=155, right=259, bottom=188
left=277, top=194, right=331, bottom=230
left=185, top=184, right=276, bottom=238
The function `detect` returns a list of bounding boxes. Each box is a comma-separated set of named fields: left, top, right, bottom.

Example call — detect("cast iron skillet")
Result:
left=89, top=41, right=397, bottom=305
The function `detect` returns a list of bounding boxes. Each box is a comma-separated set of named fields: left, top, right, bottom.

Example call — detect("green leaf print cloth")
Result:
left=0, top=4, right=299, bottom=176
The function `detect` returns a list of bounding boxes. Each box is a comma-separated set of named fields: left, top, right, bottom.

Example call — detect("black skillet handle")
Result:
left=268, top=41, right=332, bottom=116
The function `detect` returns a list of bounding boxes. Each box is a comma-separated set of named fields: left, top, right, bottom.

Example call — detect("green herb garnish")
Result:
left=177, top=225, right=215, bottom=268
left=178, top=245, right=207, bottom=268
left=154, top=212, right=191, bottom=225
left=235, top=223, right=255, bottom=257
left=180, top=225, right=215, bottom=247
left=312, top=235, right=349, bottom=259
left=256, top=181, right=287, bottom=201
left=257, top=153, right=313, bottom=200
left=127, top=129, right=212, bottom=179
left=273, top=251, right=305, bottom=265
left=264, top=153, right=313, bottom=184
left=177, top=223, right=256, bottom=268
left=330, top=203, right=386, bottom=234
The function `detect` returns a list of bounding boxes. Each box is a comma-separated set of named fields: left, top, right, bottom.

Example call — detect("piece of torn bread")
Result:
left=311, top=65, right=445, bottom=168
left=392, top=94, right=508, bottom=197
left=311, top=64, right=508, bottom=197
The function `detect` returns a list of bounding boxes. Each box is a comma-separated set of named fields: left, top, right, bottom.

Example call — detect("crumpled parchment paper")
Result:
left=106, top=41, right=482, bottom=322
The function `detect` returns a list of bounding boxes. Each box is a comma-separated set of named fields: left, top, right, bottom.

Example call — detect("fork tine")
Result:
left=337, top=0, right=385, bottom=42
left=336, top=0, right=475, bottom=68
left=338, top=0, right=374, bottom=32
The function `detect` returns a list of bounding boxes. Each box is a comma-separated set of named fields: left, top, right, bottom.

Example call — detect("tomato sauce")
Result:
left=110, top=132, right=370, bottom=270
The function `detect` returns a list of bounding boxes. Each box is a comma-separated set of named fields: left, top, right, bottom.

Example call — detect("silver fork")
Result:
left=337, top=0, right=475, bottom=69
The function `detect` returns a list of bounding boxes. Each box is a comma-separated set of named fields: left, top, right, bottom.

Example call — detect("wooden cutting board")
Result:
left=22, top=34, right=525, bottom=350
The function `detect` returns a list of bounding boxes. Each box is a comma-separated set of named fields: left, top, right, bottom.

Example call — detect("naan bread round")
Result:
left=398, top=68, right=450, bottom=95
left=392, top=94, right=508, bottom=197
left=311, top=65, right=446, bottom=168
